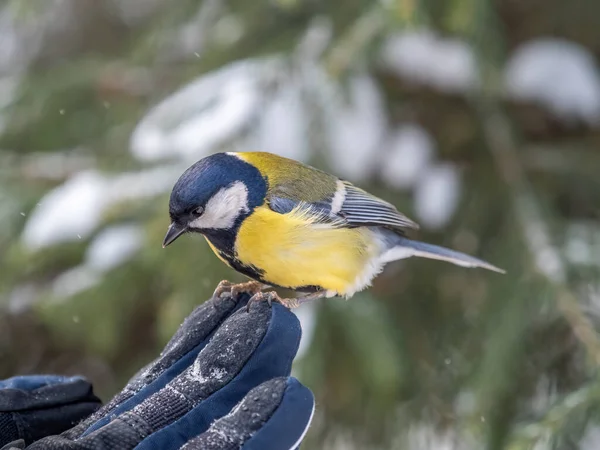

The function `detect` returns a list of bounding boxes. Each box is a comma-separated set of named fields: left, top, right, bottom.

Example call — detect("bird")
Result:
left=163, top=152, right=504, bottom=308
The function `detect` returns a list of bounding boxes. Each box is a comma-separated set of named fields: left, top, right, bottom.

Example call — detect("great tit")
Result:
left=163, top=152, right=503, bottom=308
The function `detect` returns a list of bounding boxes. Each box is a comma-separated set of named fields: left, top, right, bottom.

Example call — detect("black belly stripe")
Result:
left=222, top=253, right=266, bottom=283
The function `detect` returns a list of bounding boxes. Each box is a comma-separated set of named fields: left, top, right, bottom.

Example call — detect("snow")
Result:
left=190, top=358, right=208, bottom=383
left=130, top=60, right=278, bottom=163
left=85, top=225, right=144, bottom=272
left=565, top=236, right=592, bottom=266
left=51, top=265, right=101, bottom=299
left=519, top=197, right=565, bottom=283
left=326, top=75, right=387, bottom=181
left=293, top=303, right=317, bottom=360
left=22, top=171, right=108, bottom=250
left=0, top=6, right=37, bottom=75
left=169, top=0, right=219, bottom=60
left=530, top=376, right=557, bottom=415
left=22, top=166, right=181, bottom=250
left=213, top=15, right=245, bottom=47
left=581, top=426, right=600, bottom=450
left=111, top=0, right=166, bottom=26
left=295, top=17, right=332, bottom=62
left=564, top=221, right=600, bottom=267
left=414, top=163, right=461, bottom=230
left=109, top=166, right=182, bottom=201
left=7, top=284, right=39, bottom=314
left=0, top=8, right=20, bottom=74
left=48, top=225, right=144, bottom=299
left=380, top=124, right=435, bottom=190
left=505, top=39, right=600, bottom=125
left=245, top=81, right=310, bottom=162
left=381, top=30, right=477, bottom=93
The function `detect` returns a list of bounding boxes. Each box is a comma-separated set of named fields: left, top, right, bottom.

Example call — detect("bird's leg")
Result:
left=212, top=280, right=269, bottom=302
left=246, top=290, right=328, bottom=311
left=295, top=290, right=329, bottom=305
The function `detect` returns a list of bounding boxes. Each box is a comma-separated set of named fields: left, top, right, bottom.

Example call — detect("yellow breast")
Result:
left=234, top=205, right=380, bottom=296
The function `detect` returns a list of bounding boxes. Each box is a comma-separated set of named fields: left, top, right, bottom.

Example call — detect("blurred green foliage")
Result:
left=1, top=0, right=600, bottom=448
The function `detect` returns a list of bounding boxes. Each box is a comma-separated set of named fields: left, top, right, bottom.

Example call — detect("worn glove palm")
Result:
left=0, top=293, right=314, bottom=450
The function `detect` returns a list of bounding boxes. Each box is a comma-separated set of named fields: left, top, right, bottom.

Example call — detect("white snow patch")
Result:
left=381, top=30, right=477, bottom=93
left=293, top=303, right=318, bottom=359
left=190, top=358, right=208, bottom=383
left=245, top=81, right=309, bottom=162
left=109, top=166, right=181, bottom=201
left=209, top=367, right=227, bottom=381
left=22, top=171, right=108, bottom=250
left=52, top=265, right=101, bottom=298
left=295, top=16, right=333, bottom=62
left=85, top=225, right=144, bottom=272
left=519, top=198, right=565, bottom=283
left=166, top=0, right=221, bottom=60
left=213, top=15, right=245, bottom=48
left=0, top=2, right=80, bottom=77
left=22, top=166, right=181, bottom=250
left=564, top=221, right=600, bottom=267
left=565, top=238, right=591, bottom=265
left=326, top=75, right=387, bottom=181
left=530, top=376, right=558, bottom=415
left=130, top=60, right=279, bottom=163
left=580, top=426, right=600, bottom=450
left=414, top=163, right=461, bottom=230
left=381, top=124, right=435, bottom=189
left=7, top=284, right=39, bottom=314
left=0, top=6, right=38, bottom=75
left=110, top=0, right=166, bottom=26
left=505, top=39, right=600, bottom=125
left=0, top=9, right=21, bottom=73
left=454, top=390, right=476, bottom=415
left=588, top=284, right=600, bottom=317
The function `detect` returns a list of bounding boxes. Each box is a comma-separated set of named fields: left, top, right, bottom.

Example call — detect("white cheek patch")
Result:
left=189, top=181, right=250, bottom=230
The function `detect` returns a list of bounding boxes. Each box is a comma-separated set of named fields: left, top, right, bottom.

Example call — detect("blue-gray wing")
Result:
left=268, top=181, right=419, bottom=231
left=340, top=183, right=419, bottom=229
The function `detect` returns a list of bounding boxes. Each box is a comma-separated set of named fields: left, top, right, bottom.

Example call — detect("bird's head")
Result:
left=163, top=153, right=267, bottom=247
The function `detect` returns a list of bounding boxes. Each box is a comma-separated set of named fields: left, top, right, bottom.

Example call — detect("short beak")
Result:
left=162, top=222, right=186, bottom=248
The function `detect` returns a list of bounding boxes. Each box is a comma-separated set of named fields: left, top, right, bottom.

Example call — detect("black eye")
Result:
left=192, top=206, right=204, bottom=217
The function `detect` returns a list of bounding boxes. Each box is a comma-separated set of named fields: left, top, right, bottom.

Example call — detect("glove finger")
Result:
left=0, top=375, right=81, bottom=392
left=182, top=377, right=314, bottom=450
left=0, top=376, right=100, bottom=447
left=65, top=293, right=247, bottom=440
left=133, top=301, right=301, bottom=450
left=0, top=439, right=25, bottom=450
left=0, top=376, right=97, bottom=412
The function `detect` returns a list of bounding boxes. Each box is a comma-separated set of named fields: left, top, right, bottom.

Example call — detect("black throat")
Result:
left=201, top=228, right=237, bottom=259
left=201, top=227, right=266, bottom=282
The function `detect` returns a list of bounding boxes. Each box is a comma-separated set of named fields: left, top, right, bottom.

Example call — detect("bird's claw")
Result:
left=212, top=280, right=233, bottom=299
left=246, top=291, right=300, bottom=312
left=212, top=280, right=266, bottom=309
left=212, top=281, right=304, bottom=311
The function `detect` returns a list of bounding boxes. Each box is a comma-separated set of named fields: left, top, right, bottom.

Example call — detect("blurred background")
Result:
left=1, top=0, right=600, bottom=448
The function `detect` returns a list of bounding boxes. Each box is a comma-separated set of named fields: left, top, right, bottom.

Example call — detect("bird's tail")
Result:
left=381, top=236, right=505, bottom=274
